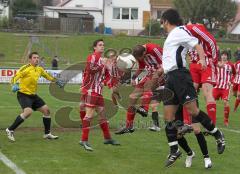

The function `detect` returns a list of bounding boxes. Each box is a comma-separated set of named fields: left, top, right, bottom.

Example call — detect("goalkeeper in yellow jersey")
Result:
left=6, top=52, right=65, bottom=142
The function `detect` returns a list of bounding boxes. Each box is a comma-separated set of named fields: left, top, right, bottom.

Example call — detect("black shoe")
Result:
left=215, top=131, right=225, bottom=154
left=136, top=106, right=148, bottom=117
left=115, top=127, right=135, bottom=135
left=165, top=150, right=182, bottom=168
left=104, top=139, right=121, bottom=145
left=177, top=124, right=193, bottom=136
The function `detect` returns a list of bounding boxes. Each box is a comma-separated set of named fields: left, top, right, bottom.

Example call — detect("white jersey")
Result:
left=162, top=26, right=198, bottom=73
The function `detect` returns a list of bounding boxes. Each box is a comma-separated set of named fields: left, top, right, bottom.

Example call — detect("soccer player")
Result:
left=80, top=39, right=120, bottom=151
left=6, top=52, right=64, bottom=142
left=160, top=9, right=225, bottom=167
left=186, top=23, right=218, bottom=125
left=213, top=51, right=235, bottom=126
left=233, top=57, right=240, bottom=112
left=115, top=43, right=163, bottom=134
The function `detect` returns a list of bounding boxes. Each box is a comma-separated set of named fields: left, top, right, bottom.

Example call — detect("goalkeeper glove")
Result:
left=56, top=79, right=65, bottom=88
left=12, top=84, right=20, bottom=93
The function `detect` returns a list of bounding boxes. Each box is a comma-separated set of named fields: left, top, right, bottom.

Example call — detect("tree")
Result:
left=174, top=0, right=237, bottom=28
left=12, top=0, right=37, bottom=16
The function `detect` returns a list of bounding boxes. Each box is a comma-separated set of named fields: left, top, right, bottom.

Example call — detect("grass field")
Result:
left=0, top=32, right=240, bottom=173
left=0, top=83, right=240, bottom=174
left=0, top=32, right=239, bottom=68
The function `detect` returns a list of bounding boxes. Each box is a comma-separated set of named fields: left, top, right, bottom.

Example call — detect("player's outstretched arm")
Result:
left=40, top=68, right=65, bottom=88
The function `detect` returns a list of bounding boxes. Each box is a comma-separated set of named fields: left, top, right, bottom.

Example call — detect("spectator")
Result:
left=39, top=57, right=46, bottom=68
left=51, top=56, right=59, bottom=70
left=234, top=47, right=240, bottom=61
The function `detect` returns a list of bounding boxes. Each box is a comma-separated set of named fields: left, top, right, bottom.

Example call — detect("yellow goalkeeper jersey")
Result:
left=11, top=64, right=56, bottom=95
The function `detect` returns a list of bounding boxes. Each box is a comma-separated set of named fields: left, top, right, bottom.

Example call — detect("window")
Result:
left=122, top=8, right=129, bottom=20
left=131, top=8, right=138, bottom=20
left=113, top=7, right=138, bottom=20
left=113, top=8, right=120, bottom=19
left=157, top=10, right=162, bottom=19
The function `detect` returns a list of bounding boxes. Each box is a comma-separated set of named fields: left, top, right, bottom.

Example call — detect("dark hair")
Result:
left=221, top=50, right=228, bottom=56
left=92, top=39, right=104, bottom=50
left=161, top=9, right=183, bottom=26
left=132, top=45, right=146, bottom=59
left=29, top=52, right=39, bottom=59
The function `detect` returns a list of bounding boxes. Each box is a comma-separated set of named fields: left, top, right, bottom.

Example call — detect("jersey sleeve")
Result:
left=40, top=67, right=55, bottom=81
left=11, top=65, right=29, bottom=84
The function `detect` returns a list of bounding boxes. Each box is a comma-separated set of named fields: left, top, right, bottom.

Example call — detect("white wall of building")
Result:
left=104, top=0, right=150, bottom=34
left=232, top=23, right=240, bottom=34
left=0, top=4, right=9, bottom=19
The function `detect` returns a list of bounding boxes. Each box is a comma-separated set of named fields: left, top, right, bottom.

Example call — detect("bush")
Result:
left=145, top=20, right=161, bottom=36
left=0, top=17, right=9, bottom=28
left=216, top=28, right=226, bottom=38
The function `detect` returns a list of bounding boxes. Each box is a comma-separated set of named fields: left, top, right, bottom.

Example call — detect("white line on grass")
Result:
left=0, top=151, right=26, bottom=174
left=221, top=127, right=240, bottom=134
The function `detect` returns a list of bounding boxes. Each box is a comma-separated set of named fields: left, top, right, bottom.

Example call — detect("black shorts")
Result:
left=163, top=68, right=197, bottom=106
left=17, top=92, right=46, bottom=111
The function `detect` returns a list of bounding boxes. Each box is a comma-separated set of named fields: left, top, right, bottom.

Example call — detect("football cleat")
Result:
left=165, top=150, right=182, bottom=168
left=79, top=141, right=93, bottom=151
left=204, top=157, right=212, bottom=169
left=104, top=139, right=121, bottom=145
left=177, top=124, right=193, bottom=136
left=185, top=151, right=195, bottom=168
left=115, top=127, right=135, bottom=135
left=136, top=106, right=148, bottom=117
left=149, top=125, right=161, bottom=132
left=43, top=133, right=59, bottom=140
left=6, top=128, right=15, bottom=142
left=215, top=131, right=225, bottom=154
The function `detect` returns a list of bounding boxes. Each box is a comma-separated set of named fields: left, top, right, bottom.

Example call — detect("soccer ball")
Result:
left=116, top=53, right=136, bottom=71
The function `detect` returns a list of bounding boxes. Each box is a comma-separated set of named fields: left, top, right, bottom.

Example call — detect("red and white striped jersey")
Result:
left=215, top=61, right=235, bottom=89
left=104, top=59, right=124, bottom=88
left=81, top=52, right=106, bottom=95
left=188, top=49, right=212, bottom=66
left=138, top=43, right=162, bottom=74
left=234, top=60, right=240, bottom=84
left=186, top=24, right=218, bottom=65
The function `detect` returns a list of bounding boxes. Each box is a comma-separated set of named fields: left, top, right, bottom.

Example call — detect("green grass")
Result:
left=0, top=84, right=240, bottom=174
left=0, top=32, right=239, bottom=68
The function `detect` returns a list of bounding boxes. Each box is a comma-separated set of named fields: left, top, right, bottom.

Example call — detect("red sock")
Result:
left=99, top=120, right=111, bottom=139
left=141, top=91, right=152, bottom=111
left=183, top=106, right=191, bottom=125
left=224, top=106, right=230, bottom=121
left=126, top=107, right=135, bottom=128
left=80, top=111, right=86, bottom=121
left=81, top=117, right=91, bottom=141
left=234, top=99, right=240, bottom=111
left=207, top=103, right=216, bottom=125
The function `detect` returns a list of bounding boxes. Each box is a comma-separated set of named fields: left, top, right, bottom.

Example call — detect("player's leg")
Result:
left=79, top=102, right=86, bottom=121
left=115, top=87, right=143, bottom=134
left=164, top=104, right=182, bottom=167
left=149, top=100, right=161, bottom=131
left=184, top=100, right=225, bottom=154
left=37, top=105, right=58, bottom=139
left=6, top=92, right=34, bottom=142
left=223, top=89, right=230, bottom=126
left=96, top=106, right=120, bottom=145
left=233, top=84, right=240, bottom=112
left=192, top=122, right=212, bottom=168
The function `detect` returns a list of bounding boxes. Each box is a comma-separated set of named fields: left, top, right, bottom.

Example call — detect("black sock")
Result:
left=165, top=121, right=178, bottom=153
left=194, top=110, right=215, bottom=132
left=178, top=136, right=192, bottom=156
left=195, top=132, right=209, bottom=158
left=8, top=115, right=24, bottom=131
left=152, top=112, right=159, bottom=127
left=43, top=117, right=51, bottom=134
